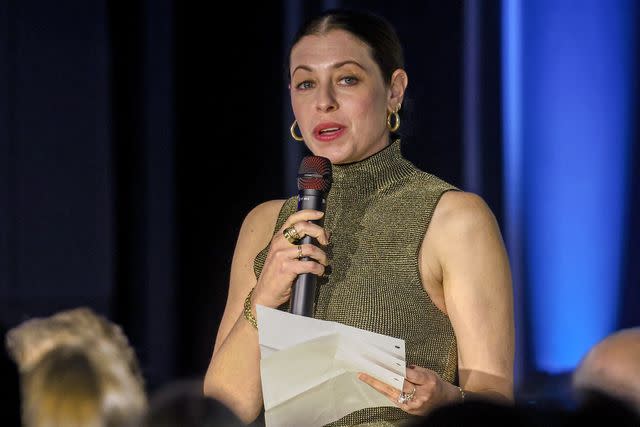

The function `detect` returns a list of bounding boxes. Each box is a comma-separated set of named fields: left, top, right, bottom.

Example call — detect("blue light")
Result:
left=501, top=0, right=525, bottom=385
left=503, top=0, right=636, bottom=373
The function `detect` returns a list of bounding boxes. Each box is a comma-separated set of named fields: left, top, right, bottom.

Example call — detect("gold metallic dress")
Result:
left=254, top=141, right=459, bottom=426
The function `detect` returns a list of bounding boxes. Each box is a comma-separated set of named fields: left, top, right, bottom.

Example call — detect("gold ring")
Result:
left=297, top=245, right=303, bottom=260
left=283, top=225, right=301, bottom=244
left=406, top=385, right=416, bottom=400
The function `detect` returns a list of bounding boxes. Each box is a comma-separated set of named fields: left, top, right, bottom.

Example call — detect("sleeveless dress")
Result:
left=254, top=141, right=459, bottom=426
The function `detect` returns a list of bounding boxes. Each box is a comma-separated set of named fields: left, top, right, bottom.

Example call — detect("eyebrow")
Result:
left=292, top=60, right=368, bottom=77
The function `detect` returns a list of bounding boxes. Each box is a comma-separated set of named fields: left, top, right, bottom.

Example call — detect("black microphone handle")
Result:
left=289, top=239, right=317, bottom=317
left=289, top=189, right=326, bottom=317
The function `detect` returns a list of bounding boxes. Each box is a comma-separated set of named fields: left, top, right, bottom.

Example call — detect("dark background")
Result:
left=1, top=1, right=638, bottom=424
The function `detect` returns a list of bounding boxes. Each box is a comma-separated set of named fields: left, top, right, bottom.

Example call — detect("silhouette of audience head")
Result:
left=572, top=326, right=640, bottom=417
left=5, top=307, right=147, bottom=427
left=413, top=399, right=574, bottom=427
left=144, top=378, right=245, bottom=427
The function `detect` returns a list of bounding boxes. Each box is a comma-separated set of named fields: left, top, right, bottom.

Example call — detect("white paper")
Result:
left=257, top=305, right=406, bottom=427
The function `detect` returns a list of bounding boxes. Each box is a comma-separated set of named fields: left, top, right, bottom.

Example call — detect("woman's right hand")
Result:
left=251, top=209, right=330, bottom=309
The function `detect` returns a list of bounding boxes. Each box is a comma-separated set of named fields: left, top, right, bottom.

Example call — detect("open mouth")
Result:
left=313, top=123, right=347, bottom=140
left=319, top=127, right=342, bottom=135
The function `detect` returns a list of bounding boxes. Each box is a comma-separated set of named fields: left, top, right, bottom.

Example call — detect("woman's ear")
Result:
left=388, top=69, right=408, bottom=110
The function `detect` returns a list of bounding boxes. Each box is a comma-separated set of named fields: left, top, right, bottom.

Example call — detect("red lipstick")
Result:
left=313, top=122, right=347, bottom=141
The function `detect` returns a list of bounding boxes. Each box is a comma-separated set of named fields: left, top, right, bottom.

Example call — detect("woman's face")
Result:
left=289, top=30, right=396, bottom=165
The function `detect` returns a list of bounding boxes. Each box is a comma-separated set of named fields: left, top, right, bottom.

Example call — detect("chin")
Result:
left=313, top=151, right=352, bottom=165
left=307, top=143, right=352, bottom=164
left=329, top=156, right=355, bottom=165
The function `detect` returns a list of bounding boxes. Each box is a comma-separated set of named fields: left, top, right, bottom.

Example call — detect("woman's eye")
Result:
left=296, top=81, right=314, bottom=90
left=339, top=76, right=359, bottom=85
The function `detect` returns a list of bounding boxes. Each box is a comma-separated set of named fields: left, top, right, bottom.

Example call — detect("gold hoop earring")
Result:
left=386, top=109, right=400, bottom=132
left=290, top=120, right=304, bottom=142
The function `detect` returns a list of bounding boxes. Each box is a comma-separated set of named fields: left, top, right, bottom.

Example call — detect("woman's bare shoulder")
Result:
left=432, top=191, right=498, bottom=234
left=425, top=190, right=505, bottom=266
left=244, top=199, right=287, bottom=228
left=237, top=199, right=288, bottom=249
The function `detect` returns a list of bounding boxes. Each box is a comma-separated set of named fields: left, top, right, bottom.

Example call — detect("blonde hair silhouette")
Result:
left=6, top=307, right=147, bottom=427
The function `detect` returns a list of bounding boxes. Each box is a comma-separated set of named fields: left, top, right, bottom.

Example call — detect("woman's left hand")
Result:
left=358, top=365, right=458, bottom=416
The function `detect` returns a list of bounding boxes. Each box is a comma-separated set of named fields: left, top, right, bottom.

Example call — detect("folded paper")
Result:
left=257, top=305, right=407, bottom=427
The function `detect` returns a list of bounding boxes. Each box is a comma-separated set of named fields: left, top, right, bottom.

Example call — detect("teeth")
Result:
left=320, top=128, right=340, bottom=134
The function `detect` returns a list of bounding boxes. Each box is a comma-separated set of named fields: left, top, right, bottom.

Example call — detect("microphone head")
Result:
left=297, top=156, right=332, bottom=193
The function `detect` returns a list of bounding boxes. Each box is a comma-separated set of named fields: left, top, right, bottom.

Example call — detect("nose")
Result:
left=315, top=84, right=338, bottom=113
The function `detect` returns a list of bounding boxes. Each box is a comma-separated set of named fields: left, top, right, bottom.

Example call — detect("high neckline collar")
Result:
left=329, top=139, right=416, bottom=195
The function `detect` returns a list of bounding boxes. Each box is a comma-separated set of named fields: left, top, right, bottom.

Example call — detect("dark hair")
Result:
left=287, top=9, right=404, bottom=86
left=145, top=379, right=245, bottom=427
left=572, top=388, right=640, bottom=423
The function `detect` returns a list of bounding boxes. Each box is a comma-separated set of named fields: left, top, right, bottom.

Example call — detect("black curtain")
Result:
left=109, top=0, right=177, bottom=389
left=174, top=2, right=286, bottom=379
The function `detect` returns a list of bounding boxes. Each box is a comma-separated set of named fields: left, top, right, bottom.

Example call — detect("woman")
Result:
left=204, top=9, right=514, bottom=426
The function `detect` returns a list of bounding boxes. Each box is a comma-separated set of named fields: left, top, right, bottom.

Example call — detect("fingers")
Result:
left=402, top=380, right=417, bottom=394
left=270, top=244, right=327, bottom=276
left=282, top=209, right=325, bottom=227
left=253, top=210, right=329, bottom=309
left=405, top=365, right=437, bottom=386
left=357, top=373, right=402, bottom=403
left=280, top=211, right=330, bottom=246
left=254, top=244, right=326, bottom=308
left=290, top=244, right=329, bottom=266
left=358, top=372, right=425, bottom=414
left=292, top=259, right=326, bottom=277
left=358, top=374, right=415, bottom=410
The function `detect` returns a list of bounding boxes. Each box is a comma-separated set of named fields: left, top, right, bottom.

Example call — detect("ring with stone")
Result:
left=397, top=385, right=416, bottom=405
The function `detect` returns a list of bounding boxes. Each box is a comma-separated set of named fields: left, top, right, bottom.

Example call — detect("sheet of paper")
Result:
left=257, top=305, right=407, bottom=427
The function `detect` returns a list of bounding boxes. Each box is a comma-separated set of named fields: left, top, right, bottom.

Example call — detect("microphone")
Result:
left=289, top=155, right=332, bottom=317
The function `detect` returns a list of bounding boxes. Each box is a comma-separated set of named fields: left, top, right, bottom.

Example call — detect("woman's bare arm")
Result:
left=203, top=200, right=284, bottom=423
left=429, top=191, right=515, bottom=402
left=203, top=200, right=330, bottom=423
left=357, top=191, right=514, bottom=413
